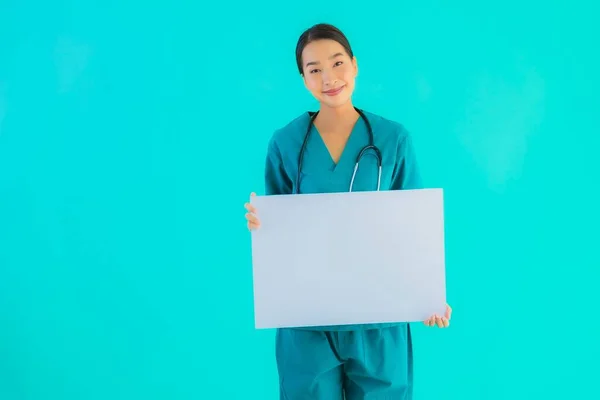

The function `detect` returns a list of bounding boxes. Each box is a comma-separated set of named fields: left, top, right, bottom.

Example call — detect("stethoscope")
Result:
left=296, top=106, right=382, bottom=194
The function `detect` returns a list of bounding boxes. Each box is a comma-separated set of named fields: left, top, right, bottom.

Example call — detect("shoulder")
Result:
left=360, top=109, right=419, bottom=168
left=361, top=109, right=411, bottom=145
left=268, top=111, right=311, bottom=150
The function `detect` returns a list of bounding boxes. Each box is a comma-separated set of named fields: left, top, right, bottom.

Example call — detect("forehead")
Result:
left=302, top=39, right=348, bottom=60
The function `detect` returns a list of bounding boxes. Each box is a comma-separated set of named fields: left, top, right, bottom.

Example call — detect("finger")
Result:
left=247, top=219, right=261, bottom=229
left=244, top=203, right=256, bottom=214
left=445, top=304, right=452, bottom=320
left=435, top=315, right=444, bottom=328
left=245, top=204, right=255, bottom=214
left=442, top=317, right=450, bottom=328
left=246, top=213, right=260, bottom=225
left=245, top=192, right=258, bottom=212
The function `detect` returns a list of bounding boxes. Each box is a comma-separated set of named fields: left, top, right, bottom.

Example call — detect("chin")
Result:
left=320, top=96, right=351, bottom=109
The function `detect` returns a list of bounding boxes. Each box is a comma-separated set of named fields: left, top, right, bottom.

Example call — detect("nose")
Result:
left=321, top=69, right=337, bottom=86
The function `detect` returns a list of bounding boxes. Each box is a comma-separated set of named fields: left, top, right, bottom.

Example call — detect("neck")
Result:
left=315, top=101, right=359, bottom=129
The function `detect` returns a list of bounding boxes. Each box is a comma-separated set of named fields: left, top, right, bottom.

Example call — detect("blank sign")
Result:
left=250, top=189, right=446, bottom=329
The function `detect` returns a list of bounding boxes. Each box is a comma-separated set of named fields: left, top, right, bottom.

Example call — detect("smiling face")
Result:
left=300, top=39, right=358, bottom=109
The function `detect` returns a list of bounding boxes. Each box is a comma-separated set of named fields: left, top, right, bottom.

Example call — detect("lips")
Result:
left=323, top=85, right=345, bottom=96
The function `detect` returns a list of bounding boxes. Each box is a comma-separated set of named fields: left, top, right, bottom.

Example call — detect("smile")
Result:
left=323, top=86, right=345, bottom=96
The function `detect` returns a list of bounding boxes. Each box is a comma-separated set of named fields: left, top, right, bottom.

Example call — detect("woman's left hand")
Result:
left=424, top=303, right=452, bottom=328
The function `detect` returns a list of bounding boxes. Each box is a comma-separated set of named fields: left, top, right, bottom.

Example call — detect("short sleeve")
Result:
left=264, top=137, right=293, bottom=195
left=390, top=131, right=424, bottom=190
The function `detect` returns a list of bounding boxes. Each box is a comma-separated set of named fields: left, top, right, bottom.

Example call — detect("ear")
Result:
left=352, top=56, right=358, bottom=77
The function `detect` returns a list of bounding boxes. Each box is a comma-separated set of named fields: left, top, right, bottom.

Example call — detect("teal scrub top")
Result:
left=264, top=109, right=423, bottom=331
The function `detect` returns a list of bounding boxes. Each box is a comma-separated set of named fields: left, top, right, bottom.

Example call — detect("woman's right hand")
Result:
left=244, top=192, right=261, bottom=231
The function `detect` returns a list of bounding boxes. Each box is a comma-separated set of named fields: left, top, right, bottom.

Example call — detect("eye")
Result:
left=334, top=61, right=344, bottom=67
left=309, top=69, right=320, bottom=74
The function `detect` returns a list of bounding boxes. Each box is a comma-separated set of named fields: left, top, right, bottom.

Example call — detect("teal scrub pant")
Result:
left=275, top=324, right=413, bottom=400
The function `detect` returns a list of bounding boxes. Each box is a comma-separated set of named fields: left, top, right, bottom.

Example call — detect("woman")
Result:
left=245, top=23, right=452, bottom=400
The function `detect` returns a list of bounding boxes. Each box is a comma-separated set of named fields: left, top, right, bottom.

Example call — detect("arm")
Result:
left=390, top=130, right=424, bottom=190
left=391, top=130, right=452, bottom=328
left=264, top=137, right=293, bottom=195
left=246, top=137, right=292, bottom=231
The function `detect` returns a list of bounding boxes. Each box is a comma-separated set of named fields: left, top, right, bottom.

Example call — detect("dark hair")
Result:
left=295, top=23, right=354, bottom=75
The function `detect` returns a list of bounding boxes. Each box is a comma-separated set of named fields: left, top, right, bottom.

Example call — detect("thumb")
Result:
left=445, top=304, right=452, bottom=320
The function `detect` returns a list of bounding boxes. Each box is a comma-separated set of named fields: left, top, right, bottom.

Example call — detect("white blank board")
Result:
left=250, top=188, right=446, bottom=329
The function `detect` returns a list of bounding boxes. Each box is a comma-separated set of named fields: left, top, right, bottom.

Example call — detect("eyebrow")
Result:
left=305, top=52, right=344, bottom=68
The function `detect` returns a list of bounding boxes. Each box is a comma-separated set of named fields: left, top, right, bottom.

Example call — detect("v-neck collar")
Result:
left=310, top=115, right=363, bottom=173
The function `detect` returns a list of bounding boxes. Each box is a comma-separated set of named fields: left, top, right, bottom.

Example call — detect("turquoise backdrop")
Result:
left=1, top=1, right=599, bottom=399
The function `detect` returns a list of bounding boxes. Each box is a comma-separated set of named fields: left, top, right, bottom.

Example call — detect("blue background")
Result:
left=1, top=0, right=599, bottom=399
